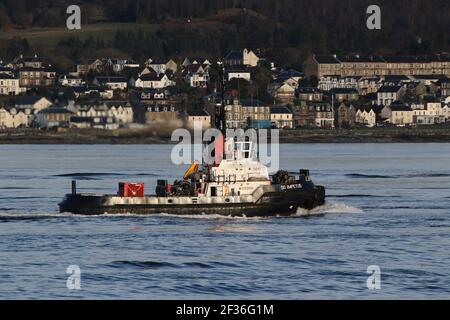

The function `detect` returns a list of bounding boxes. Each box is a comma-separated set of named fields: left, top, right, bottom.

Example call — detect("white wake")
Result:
left=296, top=201, right=364, bottom=216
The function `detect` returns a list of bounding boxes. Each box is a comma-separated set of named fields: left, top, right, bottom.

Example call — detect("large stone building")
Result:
left=306, top=54, right=450, bottom=78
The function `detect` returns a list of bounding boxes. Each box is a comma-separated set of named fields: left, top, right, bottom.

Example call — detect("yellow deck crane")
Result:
left=183, top=161, right=200, bottom=180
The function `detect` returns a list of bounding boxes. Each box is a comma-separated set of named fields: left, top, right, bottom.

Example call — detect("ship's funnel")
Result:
left=214, top=134, right=224, bottom=166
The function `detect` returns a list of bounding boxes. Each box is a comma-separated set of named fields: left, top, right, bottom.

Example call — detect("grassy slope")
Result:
left=0, top=23, right=159, bottom=46
left=0, top=8, right=271, bottom=47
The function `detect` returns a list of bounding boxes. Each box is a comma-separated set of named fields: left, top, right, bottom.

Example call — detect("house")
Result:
left=36, top=107, right=74, bottom=128
left=93, top=77, right=127, bottom=90
left=270, top=106, right=293, bottom=129
left=335, top=102, right=356, bottom=128
left=8, top=54, right=56, bottom=87
left=135, top=88, right=180, bottom=106
left=182, top=64, right=210, bottom=88
left=355, top=107, right=378, bottom=127
left=76, top=59, right=105, bottom=75
left=17, top=66, right=57, bottom=87
left=69, top=102, right=115, bottom=130
left=70, top=100, right=133, bottom=128
left=224, top=49, right=260, bottom=67
left=224, top=99, right=246, bottom=129
left=319, top=76, right=380, bottom=95
left=357, top=77, right=381, bottom=95
left=357, top=105, right=383, bottom=127
left=59, top=74, right=84, bottom=87
left=381, top=102, right=413, bottom=125
left=377, top=85, right=406, bottom=106
left=134, top=104, right=181, bottom=126
left=314, top=103, right=335, bottom=128
left=296, top=87, right=323, bottom=102
left=8, top=54, right=46, bottom=69
left=185, top=110, right=211, bottom=130
left=110, top=59, right=140, bottom=73
left=144, top=58, right=178, bottom=75
left=329, top=88, right=359, bottom=102
left=73, top=85, right=114, bottom=100
left=0, top=107, right=33, bottom=128
left=133, top=73, right=175, bottom=89
left=15, top=96, right=52, bottom=112
left=291, top=104, right=316, bottom=128
left=203, top=94, right=246, bottom=129
left=412, top=102, right=445, bottom=125
left=0, top=74, right=22, bottom=95
left=241, top=100, right=271, bottom=129
left=104, top=101, right=134, bottom=125
left=267, top=82, right=296, bottom=103
left=226, top=66, right=252, bottom=82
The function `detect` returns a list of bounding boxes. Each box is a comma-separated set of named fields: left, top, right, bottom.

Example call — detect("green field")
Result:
left=0, top=23, right=159, bottom=46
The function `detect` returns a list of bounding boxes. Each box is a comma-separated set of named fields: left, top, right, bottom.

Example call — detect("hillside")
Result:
left=0, top=0, right=449, bottom=70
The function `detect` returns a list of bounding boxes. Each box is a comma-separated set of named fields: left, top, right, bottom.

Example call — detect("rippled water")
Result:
left=0, top=144, right=449, bottom=299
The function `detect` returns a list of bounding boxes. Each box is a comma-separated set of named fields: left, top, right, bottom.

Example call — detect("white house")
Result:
left=73, top=86, right=114, bottom=100
left=59, top=74, right=84, bottom=87
left=104, top=101, right=134, bottom=125
left=382, top=103, right=413, bottom=125
left=93, top=76, right=128, bottom=90
left=377, top=85, right=406, bottom=106
left=270, top=106, right=293, bottom=128
left=412, top=102, right=445, bottom=125
left=355, top=107, right=377, bottom=127
left=0, top=74, right=22, bottom=95
left=183, top=64, right=210, bottom=88
left=71, top=101, right=133, bottom=127
left=0, top=107, right=33, bottom=128
left=111, top=59, right=140, bottom=73
left=133, top=74, right=175, bottom=89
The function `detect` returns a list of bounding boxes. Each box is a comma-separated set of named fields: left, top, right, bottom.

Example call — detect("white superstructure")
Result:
left=202, top=138, right=271, bottom=197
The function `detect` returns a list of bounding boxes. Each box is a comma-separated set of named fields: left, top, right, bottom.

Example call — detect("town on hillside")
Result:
left=1, top=50, right=450, bottom=132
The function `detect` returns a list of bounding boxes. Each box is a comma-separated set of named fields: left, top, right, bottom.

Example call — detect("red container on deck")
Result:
left=118, top=182, right=145, bottom=197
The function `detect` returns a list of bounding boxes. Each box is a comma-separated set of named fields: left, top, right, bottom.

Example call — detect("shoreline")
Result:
left=0, top=127, right=450, bottom=144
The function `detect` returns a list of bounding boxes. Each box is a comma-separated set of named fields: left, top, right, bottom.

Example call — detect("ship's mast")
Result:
left=216, top=60, right=226, bottom=138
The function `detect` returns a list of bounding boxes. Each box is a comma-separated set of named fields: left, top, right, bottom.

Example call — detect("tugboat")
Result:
left=59, top=65, right=326, bottom=217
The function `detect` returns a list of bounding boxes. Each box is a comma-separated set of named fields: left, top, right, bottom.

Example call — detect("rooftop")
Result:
left=271, top=106, right=292, bottom=114
left=378, top=85, right=403, bottom=93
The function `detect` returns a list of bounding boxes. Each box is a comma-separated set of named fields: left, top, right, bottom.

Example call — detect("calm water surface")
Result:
left=0, top=144, right=449, bottom=299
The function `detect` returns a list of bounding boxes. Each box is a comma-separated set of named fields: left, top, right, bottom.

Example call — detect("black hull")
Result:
left=59, top=187, right=326, bottom=217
